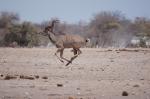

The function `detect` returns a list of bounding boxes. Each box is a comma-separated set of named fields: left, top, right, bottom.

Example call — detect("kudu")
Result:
left=42, top=20, right=89, bottom=66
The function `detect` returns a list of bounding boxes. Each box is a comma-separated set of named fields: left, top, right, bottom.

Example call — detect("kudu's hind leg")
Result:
left=71, top=49, right=82, bottom=62
left=66, top=49, right=82, bottom=66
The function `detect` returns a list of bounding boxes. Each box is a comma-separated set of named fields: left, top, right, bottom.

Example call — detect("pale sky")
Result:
left=0, top=0, right=150, bottom=23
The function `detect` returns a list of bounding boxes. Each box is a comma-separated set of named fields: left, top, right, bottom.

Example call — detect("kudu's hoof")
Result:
left=60, top=60, right=64, bottom=63
left=65, top=61, right=72, bottom=66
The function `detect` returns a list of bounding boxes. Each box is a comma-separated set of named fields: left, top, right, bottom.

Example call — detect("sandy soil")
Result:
left=0, top=48, right=150, bottom=99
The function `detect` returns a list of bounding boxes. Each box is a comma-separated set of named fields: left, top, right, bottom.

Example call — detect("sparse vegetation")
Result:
left=0, top=11, right=150, bottom=48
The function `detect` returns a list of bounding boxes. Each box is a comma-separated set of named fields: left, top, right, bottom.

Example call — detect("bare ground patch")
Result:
left=0, top=48, right=150, bottom=99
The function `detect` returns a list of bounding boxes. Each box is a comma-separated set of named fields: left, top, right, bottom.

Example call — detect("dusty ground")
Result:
left=0, top=48, right=150, bottom=99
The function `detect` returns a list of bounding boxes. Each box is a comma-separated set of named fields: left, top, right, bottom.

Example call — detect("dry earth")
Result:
left=0, top=48, right=150, bottom=99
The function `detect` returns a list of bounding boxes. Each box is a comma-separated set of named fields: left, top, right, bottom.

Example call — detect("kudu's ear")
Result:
left=55, top=19, right=60, bottom=23
left=52, top=19, right=60, bottom=23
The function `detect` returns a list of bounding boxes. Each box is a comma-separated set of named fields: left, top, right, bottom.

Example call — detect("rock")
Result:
left=122, top=91, right=128, bottom=96
left=57, top=84, right=63, bottom=87
left=4, top=75, right=17, bottom=80
left=133, top=84, right=140, bottom=87
left=116, top=51, right=120, bottom=53
left=140, top=78, right=144, bottom=80
left=0, top=74, right=3, bottom=77
left=107, top=49, right=113, bottom=51
left=20, top=75, right=34, bottom=80
left=42, top=76, right=48, bottom=79
left=34, top=75, right=39, bottom=79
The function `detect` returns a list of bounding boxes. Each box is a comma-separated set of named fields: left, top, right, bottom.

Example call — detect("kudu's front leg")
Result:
left=55, top=48, right=70, bottom=63
left=59, top=49, right=70, bottom=63
left=55, top=49, right=64, bottom=63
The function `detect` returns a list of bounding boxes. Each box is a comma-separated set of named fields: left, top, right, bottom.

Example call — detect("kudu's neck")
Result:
left=47, top=21, right=58, bottom=44
left=51, top=21, right=55, bottom=33
left=47, top=32, right=57, bottom=44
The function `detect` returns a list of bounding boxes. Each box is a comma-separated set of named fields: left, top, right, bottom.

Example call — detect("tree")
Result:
left=20, top=22, right=39, bottom=47
left=87, top=11, right=133, bottom=48
left=133, top=17, right=150, bottom=36
left=0, top=12, right=20, bottom=46
left=0, top=12, right=19, bottom=28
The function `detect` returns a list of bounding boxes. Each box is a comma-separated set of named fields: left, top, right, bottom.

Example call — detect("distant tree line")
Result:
left=0, top=12, right=39, bottom=47
left=0, top=11, right=150, bottom=48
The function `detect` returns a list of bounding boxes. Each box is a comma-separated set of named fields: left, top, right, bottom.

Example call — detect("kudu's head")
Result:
left=38, top=19, right=59, bottom=36
left=43, top=19, right=59, bottom=34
